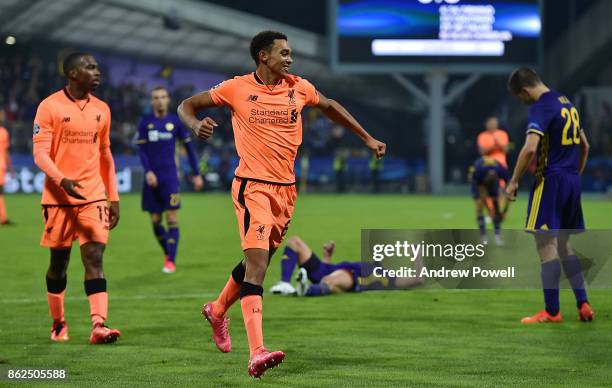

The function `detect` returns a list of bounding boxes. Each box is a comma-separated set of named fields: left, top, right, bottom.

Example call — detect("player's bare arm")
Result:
left=109, top=201, right=120, bottom=230
left=479, top=140, right=506, bottom=155
left=316, top=93, right=386, bottom=159
left=579, top=130, right=590, bottom=175
left=478, top=141, right=496, bottom=155
left=177, top=92, right=218, bottom=140
left=506, top=133, right=540, bottom=200
left=191, top=174, right=204, bottom=191
left=478, top=145, right=492, bottom=155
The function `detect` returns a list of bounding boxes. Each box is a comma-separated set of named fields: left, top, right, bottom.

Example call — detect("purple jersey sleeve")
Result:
left=182, top=140, right=200, bottom=176
left=526, top=103, right=554, bottom=137
left=136, top=119, right=147, bottom=143
left=177, top=118, right=192, bottom=142
left=136, top=118, right=152, bottom=172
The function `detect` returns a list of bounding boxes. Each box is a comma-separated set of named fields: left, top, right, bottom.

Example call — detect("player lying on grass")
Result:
left=270, top=236, right=424, bottom=296
left=506, top=67, right=593, bottom=324
left=469, top=156, right=509, bottom=246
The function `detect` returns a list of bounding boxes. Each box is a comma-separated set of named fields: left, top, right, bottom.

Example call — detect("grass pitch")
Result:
left=1, top=193, right=611, bottom=387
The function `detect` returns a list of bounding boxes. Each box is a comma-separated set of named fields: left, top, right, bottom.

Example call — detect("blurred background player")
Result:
left=271, top=236, right=424, bottom=297
left=178, top=30, right=386, bottom=377
left=469, top=157, right=509, bottom=245
left=477, top=116, right=509, bottom=167
left=136, top=87, right=203, bottom=274
left=477, top=116, right=510, bottom=218
left=33, top=52, right=121, bottom=344
left=0, top=110, right=15, bottom=225
left=506, top=67, right=593, bottom=324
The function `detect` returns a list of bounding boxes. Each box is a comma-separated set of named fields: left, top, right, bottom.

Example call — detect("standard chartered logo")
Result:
left=418, top=0, right=460, bottom=4
left=249, top=108, right=292, bottom=125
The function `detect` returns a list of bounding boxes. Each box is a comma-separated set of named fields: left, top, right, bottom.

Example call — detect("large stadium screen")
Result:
left=331, top=0, right=542, bottom=73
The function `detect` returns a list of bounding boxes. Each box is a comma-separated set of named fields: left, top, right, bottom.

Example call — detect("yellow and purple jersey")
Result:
left=136, top=112, right=198, bottom=175
left=136, top=112, right=199, bottom=213
left=526, top=90, right=583, bottom=181
left=470, top=157, right=509, bottom=199
left=524, top=90, right=584, bottom=232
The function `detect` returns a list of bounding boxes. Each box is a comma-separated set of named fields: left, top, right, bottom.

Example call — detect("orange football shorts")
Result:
left=232, top=177, right=296, bottom=251
left=40, top=201, right=110, bottom=248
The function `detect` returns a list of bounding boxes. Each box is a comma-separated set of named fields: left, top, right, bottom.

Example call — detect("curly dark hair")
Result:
left=249, top=30, right=287, bottom=65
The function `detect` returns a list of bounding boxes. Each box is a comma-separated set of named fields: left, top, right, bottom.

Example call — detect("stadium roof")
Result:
left=0, top=0, right=412, bottom=110
left=0, top=0, right=323, bottom=72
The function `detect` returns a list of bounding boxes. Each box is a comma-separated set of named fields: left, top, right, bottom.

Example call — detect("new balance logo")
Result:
left=290, top=109, right=298, bottom=124
left=252, top=308, right=261, bottom=313
left=95, top=114, right=101, bottom=122
left=46, top=226, right=53, bottom=233
left=247, top=95, right=259, bottom=102
left=62, top=117, right=71, bottom=123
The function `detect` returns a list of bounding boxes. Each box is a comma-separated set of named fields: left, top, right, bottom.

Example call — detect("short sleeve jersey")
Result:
left=0, top=127, right=8, bottom=171
left=477, top=129, right=509, bottom=167
left=33, top=89, right=112, bottom=205
left=526, top=90, right=582, bottom=179
left=209, top=73, right=320, bottom=184
left=136, top=112, right=191, bottom=172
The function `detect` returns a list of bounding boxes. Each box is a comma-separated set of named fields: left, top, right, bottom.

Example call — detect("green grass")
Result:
left=1, top=193, right=612, bottom=387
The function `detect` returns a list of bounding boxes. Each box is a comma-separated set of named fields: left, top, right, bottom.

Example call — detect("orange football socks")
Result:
left=47, top=291, right=65, bottom=323
left=88, top=292, right=108, bottom=326
left=213, top=276, right=241, bottom=318
left=241, top=295, right=264, bottom=357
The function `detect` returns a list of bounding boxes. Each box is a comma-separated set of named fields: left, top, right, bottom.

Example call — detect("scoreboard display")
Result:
left=330, top=0, right=542, bottom=73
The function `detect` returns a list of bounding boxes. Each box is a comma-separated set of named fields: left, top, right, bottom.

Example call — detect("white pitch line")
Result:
left=4, top=288, right=583, bottom=304
left=0, top=293, right=217, bottom=304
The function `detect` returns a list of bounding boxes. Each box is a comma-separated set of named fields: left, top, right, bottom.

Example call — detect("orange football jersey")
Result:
left=209, top=73, right=320, bottom=184
left=33, top=88, right=118, bottom=205
left=477, top=129, right=509, bottom=167
left=0, top=126, right=8, bottom=171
